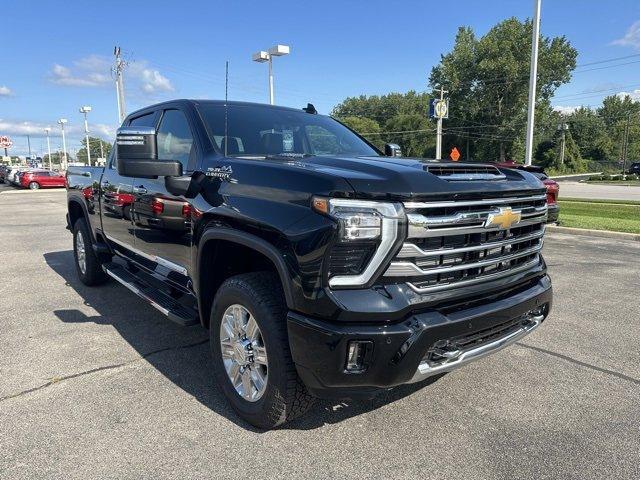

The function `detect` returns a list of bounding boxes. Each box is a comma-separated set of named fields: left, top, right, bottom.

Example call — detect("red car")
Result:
left=493, top=161, right=559, bottom=223
left=20, top=170, right=66, bottom=189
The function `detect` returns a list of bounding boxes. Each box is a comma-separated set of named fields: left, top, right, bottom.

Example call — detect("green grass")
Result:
left=557, top=200, right=640, bottom=234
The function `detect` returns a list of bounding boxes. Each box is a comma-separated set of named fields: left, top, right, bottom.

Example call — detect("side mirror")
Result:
left=384, top=143, right=402, bottom=157
left=116, top=126, right=183, bottom=178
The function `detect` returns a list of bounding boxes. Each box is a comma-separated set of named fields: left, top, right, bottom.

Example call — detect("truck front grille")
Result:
left=385, top=193, right=547, bottom=293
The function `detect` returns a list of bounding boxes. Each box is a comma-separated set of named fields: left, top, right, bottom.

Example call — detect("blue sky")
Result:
left=1, top=0, right=639, bottom=156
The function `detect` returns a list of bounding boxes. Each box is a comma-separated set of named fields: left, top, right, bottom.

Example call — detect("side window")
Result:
left=157, top=110, right=194, bottom=170
left=129, top=112, right=156, bottom=127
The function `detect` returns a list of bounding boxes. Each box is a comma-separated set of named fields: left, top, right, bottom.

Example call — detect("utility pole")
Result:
left=79, top=106, right=92, bottom=166
left=622, top=113, right=631, bottom=178
left=114, top=46, right=127, bottom=124
left=44, top=128, right=52, bottom=170
left=558, top=122, right=568, bottom=166
left=58, top=118, right=68, bottom=170
left=524, top=0, right=542, bottom=166
left=435, top=85, right=448, bottom=160
left=27, top=135, right=32, bottom=159
left=99, top=140, right=104, bottom=162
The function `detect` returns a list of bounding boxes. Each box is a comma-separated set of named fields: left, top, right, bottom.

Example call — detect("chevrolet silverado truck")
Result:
left=66, top=100, right=552, bottom=429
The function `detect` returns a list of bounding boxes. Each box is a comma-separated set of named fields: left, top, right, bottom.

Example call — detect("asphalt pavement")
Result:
left=1, top=188, right=639, bottom=480
left=559, top=181, right=640, bottom=201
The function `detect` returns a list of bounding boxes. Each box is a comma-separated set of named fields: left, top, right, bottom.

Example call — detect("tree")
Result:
left=332, top=91, right=431, bottom=127
left=429, top=18, right=578, bottom=162
left=76, top=137, right=112, bottom=164
left=339, top=116, right=384, bottom=150
left=383, top=114, right=433, bottom=157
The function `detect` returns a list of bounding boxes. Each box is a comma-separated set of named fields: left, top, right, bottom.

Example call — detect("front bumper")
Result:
left=287, top=275, right=552, bottom=399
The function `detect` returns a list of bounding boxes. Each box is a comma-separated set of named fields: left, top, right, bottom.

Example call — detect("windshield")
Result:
left=198, top=103, right=379, bottom=158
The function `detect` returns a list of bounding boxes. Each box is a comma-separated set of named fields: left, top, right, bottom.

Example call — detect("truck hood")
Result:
left=298, top=155, right=546, bottom=201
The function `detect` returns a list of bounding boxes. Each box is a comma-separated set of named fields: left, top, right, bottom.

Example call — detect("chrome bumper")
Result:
left=407, top=313, right=543, bottom=383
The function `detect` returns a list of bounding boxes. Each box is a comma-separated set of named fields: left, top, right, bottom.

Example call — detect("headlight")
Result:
left=313, top=197, right=405, bottom=288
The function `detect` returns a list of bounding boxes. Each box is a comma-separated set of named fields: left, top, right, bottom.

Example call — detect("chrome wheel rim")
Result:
left=76, top=230, right=87, bottom=275
left=30, top=182, right=38, bottom=189
left=219, top=304, right=268, bottom=402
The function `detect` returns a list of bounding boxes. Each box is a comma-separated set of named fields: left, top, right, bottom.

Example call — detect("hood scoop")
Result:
left=424, top=164, right=506, bottom=181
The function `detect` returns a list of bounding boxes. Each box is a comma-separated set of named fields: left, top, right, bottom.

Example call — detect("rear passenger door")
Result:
left=131, top=108, right=196, bottom=289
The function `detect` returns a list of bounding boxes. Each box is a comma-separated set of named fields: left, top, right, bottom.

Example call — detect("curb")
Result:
left=0, top=188, right=66, bottom=195
left=546, top=225, right=640, bottom=242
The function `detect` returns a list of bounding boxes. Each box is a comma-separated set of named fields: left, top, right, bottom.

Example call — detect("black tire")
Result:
left=73, top=218, right=108, bottom=286
left=210, top=272, right=314, bottom=429
left=29, top=182, right=40, bottom=190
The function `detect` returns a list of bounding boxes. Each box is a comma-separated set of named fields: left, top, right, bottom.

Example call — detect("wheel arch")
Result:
left=196, top=228, right=296, bottom=328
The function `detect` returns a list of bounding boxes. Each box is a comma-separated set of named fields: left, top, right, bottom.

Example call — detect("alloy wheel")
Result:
left=219, top=304, right=268, bottom=402
left=76, top=230, right=87, bottom=275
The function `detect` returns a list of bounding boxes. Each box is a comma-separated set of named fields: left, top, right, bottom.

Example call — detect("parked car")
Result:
left=493, top=161, right=559, bottom=223
left=19, top=169, right=66, bottom=189
left=6, top=167, right=25, bottom=185
left=66, top=100, right=552, bottom=429
left=626, top=162, right=640, bottom=175
left=0, top=165, right=10, bottom=183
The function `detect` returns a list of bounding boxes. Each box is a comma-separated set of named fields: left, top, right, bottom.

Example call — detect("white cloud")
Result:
left=50, top=59, right=111, bottom=87
left=616, top=89, right=640, bottom=101
left=0, top=118, right=116, bottom=140
left=553, top=105, right=580, bottom=115
left=49, top=54, right=175, bottom=97
left=129, top=61, right=174, bottom=94
left=0, top=85, right=13, bottom=96
left=612, top=20, right=640, bottom=49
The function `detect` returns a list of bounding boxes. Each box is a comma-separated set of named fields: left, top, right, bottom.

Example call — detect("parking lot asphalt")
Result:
left=1, top=189, right=639, bottom=480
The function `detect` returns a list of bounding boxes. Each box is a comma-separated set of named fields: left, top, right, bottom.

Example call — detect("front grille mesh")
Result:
left=385, top=193, right=547, bottom=293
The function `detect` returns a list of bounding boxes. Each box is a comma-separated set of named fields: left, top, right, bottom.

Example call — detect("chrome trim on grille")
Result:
left=407, top=205, right=547, bottom=228
left=397, top=228, right=545, bottom=258
left=407, top=216, right=546, bottom=238
left=386, top=243, right=543, bottom=277
left=404, top=194, right=546, bottom=210
left=406, top=257, right=541, bottom=294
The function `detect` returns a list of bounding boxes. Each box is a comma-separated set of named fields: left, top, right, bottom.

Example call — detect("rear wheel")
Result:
left=73, top=218, right=108, bottom=286
left=29, top=182, right=40, bottom=190
left=210, top=272, right=314, bottom=429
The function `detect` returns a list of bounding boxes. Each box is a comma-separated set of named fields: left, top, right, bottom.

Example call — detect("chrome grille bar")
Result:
left=406, top=257, right=541, bottom=294
left=404, top=194, right=546, bottom=210
left=407, top=216, right=547, bottom=238
left=397, top=228, right=545, bottom=258
left=386, top=243, right=543, bottom=277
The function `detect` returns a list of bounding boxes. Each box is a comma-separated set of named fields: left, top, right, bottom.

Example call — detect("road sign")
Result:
left=429, top=99, right=449, bottom=119
left=0, top=136, right=13, bottom=149
left=450, top=147, right=460, bottom=161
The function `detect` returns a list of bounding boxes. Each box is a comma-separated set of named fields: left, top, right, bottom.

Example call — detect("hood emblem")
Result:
left=484, top=207, right=521, bottom=229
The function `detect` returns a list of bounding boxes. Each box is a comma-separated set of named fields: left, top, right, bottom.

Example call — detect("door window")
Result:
left=157, top=110, right=194, bottom=171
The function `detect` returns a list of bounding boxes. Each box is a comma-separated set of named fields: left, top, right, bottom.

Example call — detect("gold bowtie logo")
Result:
left=485, top=207, right=522, bottom=229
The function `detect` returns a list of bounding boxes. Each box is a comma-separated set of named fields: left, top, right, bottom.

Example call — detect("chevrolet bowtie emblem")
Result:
left=484, top=207, right=522, bottom=229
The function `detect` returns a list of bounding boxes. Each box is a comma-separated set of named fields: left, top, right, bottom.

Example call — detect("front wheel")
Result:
left=210, top=272, right=314, bottom=429
left=29, top=182, right=40, bottom=190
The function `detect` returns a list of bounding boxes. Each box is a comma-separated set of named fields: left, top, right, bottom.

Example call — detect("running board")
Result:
left=102, top=263, right=199, bottom=327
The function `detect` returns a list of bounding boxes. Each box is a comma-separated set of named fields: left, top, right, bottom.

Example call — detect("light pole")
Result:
left=57, top=118, right=68, bottom=170
left=44, top=127, right=52, bottom=170
left=252, top=44, right=290, bottom=105
left=79, top=106, right=92, bottom=166
left=524, top=0, right=542, bottom=166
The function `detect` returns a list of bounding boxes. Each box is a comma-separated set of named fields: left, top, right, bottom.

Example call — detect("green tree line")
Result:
left=332, top=17, right=639, bottom=173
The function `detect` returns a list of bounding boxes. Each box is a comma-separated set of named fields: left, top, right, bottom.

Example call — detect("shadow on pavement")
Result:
left=44, top=250, right=442, bottom=431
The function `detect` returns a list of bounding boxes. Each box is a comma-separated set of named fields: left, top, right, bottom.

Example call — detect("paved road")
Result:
left=1, top=191, right=639, bottom=480
left=559, top=181, right=640, bottom=201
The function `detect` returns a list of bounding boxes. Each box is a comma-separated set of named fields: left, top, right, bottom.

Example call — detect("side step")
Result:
left=103, top=262, right=199, bottom=326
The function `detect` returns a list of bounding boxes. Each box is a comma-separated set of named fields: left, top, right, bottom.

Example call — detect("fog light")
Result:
left=345, top=340, right=372, bottom=372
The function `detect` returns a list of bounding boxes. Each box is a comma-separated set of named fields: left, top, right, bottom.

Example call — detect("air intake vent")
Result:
left=425, top=164, right=505, bottom=181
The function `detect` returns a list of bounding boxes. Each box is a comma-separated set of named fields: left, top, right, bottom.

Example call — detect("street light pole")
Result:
left=44, top=128, right=52, bottom=170
left=252, top=45, right=290, bottom=105
left=524, top=0, right=542, bottom=166
left=79, top=106, right=92, bottom=166
left=58, top=119, right=68, bottom=170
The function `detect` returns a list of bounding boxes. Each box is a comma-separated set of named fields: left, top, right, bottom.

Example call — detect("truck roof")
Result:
left=126, top=99, right=311, bottom=120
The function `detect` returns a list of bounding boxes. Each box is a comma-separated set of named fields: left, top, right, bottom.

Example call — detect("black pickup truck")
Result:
left=66, top=100, right=552, bottom=428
